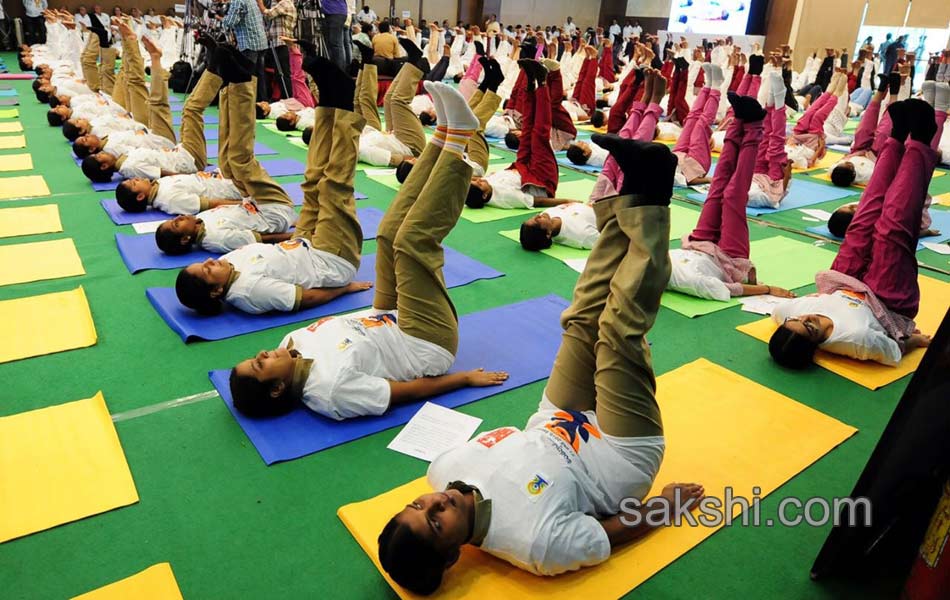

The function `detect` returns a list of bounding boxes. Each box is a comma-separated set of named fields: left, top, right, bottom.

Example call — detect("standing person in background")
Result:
left=631, top=19, right=642, bottom=39
left=257, top=0, right=297, bottom=99
left=878, top=33, right=893, bottom=64
left=343, top=0, right=356, bottom=69
left=321, top=0, right=349, bottom=70
left=357, top=4, right=376, bottom=28
left=74, top=5, right=92, bottom=32
left=23, top=0, right=49, bottom=45
left=563, top=16, right=576, bottom=36
left=485, top=14, right=500, bottom=36
left=217, top=0, right=269, bottom=100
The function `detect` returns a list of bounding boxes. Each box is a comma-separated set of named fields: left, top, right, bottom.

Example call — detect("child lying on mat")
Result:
left=770, top=99, right=936, bottom=367
left=256, top=98, right=306, bottom=121
left=519, top=203, right=599, bottom=251
left=378, top=134, right=703, bottom=595
left=72, top=129, right=176, bottom=160
left=227, top=77, right=509, bottom=420
left=116, top=174, right=244, bottom=215
left=784, top=71, right=849, bottom=170
left=175, top=55, right=370, bottom=316
left=746, top=70, right=793, bottom=210
left=826, top=197, right=939, bottom=239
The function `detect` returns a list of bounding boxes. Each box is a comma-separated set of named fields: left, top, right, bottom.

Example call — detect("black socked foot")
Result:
left=904, top=98, right=937, bottom=144
left=877, top=73, right=889, bottom=93
left=399, top=38, right=423, bottom=66
left=888, top=71, right=902, bottom=96
left=354, top=41, right=374, bottom=66
left=728, top=91, right=766, bottom=122
left=748, top=54, right=764, bottom=76
left=518, top=58, right=547, bottom=89
left=219, top=46, right=254, bottom=85
left=303, top=55, right=354, bottom=111
left=887, top=100, right=911, bottom=142
left=592, top=134, right=675, bottom=205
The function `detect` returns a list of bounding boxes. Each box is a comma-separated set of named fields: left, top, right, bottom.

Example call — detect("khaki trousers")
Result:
left=374, top=141, right=472, bottom=355
left=356, top=64, right=383, bottom=131
left=545, top=197, right=671, bottom=438
left=293, top=106, right=365, bottom=270
left=99, top=46, right=117, bottom=96
left=147, top=59, right=177, bottom=144
left=80, top=34, right=101, bottom=93
left=466, top=89, right=502, bottom=172
left=120, top=35, right=150, bottom=126
left=180, top=69, right=223, bottom=169
left=383, top=63, right=426, bottom=156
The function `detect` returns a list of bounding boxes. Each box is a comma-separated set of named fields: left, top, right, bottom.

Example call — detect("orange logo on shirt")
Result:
left=278, top=239, right=303, bottom=251
left=544, top=410, right=601, bottom=453
left=839, top=289, right=867, bottom=307
left=476, top=427, right=517, bottom=448
left=306, top=316, right=335, bottom=332
left=242, top=200, right=259, bottom=214
left=359, top=314, right=396, bottom=328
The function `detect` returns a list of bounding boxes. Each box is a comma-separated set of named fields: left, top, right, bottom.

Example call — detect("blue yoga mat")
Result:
left=115, top=207, right=386, bottom=273
left=172, top=114, right=218, bottom=126
left=209, top=294, right=568, bottom=464
left=0, top=89, right=17, bottom=97
left=806, top=209, right=950, bottom=252
left=207, top=142, right=276, bottom=158
left=556, top=157, right=603, bottom=174
left=146, top=246, right=504, bottom=342
left=687, top=177, right=856, bottom=216
left=208, top=158, right=306, bottom=178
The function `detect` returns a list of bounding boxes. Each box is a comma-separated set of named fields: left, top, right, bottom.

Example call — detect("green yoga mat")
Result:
left=557, top=177, right=597, bottom=201
left=462, top=205, right=541, bottom=223
left=661, top=236, right=836, bottom=317
left=0, top=108, right=18, bottom=119
left=497, top=204, right=702, bottom=264
left=287, top=137, right=308, bottom=150
left=262, top=122, right=303, bottom=137
left=366, top=171, right=401, bottom=190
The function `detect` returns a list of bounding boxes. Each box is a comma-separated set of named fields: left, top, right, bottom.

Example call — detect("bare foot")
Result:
left=345, top=281, right=373, bottom=293
left=660, top=482, right=705, bottom=512
left=142, top=34, right=161, bottom=58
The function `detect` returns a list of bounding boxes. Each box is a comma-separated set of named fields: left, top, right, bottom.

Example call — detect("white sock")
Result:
left=701, top=62, right=712, bottom=86
left=423, top=80, right=446, bottom=125
left=709, top=64, right=724, bottom=89
left=434, top=82, right=478, bottom=131
left=936, top=82, right=950, bottom=114
left=922, top=81, right=936, bottom=106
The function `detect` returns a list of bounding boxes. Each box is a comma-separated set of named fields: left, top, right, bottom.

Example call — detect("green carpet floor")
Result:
left=1, top=56, right=947, bottom=598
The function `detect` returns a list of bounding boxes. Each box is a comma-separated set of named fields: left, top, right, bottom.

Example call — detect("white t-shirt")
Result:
left=428, top=397, right=664, bottom=576
left=410, top=94, right=434, bottom=117
left=197, top=200, right=297, bottom=253
left=295, top=107, right=315, bottom=131
left=785, top=144, right=816, bottom=170
left=103, top=130, right=177, bottom=156
left=583, top=143, right=609, bottom=168
left=771, top=289, right=902, bottom=365
left=152, top=173, right=243, bottom=215
left=70, top=94, right=126, bottom=119
left=118, top=146, right=198, bottom=180
left=51, top=76, right=94, bottom=99
left=485, top=169, right=540, bottom=209
left=89, top=115, right=146, bottom=138
left=223, top=238, right=356, bottom=314
left=668, top=248, right=733, bottom=301
left=485, top=114, right=515, bottom=139
left=831, top=155, right=874, bottom=185
left=74, top=13, right=92, bottom=28
left=544, top=203, right=598, bottom=249
left=359, top=125, right=414, bottom=167
left=657, top=122, right=681, bottom=142
left=278, top=312, right=455, bottom=420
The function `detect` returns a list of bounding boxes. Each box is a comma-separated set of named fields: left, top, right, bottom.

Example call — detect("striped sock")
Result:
left=431, top=125, right=447, bottom=148
left=442, top=127, right=475, bottom=158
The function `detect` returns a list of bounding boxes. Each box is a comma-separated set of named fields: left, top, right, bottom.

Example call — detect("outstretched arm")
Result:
left=388, top=369, right=509, bottom=405
left=298, top=281, right=373, bottom=310
left=739, top=283, right=795, bottom=298
left=532, top=197, right=579, bottom=207
left=258, top=232, right=293, bottom=244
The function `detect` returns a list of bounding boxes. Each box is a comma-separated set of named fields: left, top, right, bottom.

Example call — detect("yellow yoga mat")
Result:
left=338, top=358, right=857, bottom=599
left=0, top=204, right=61, bottom=238
left=793, top=150, right=844, bottom=173
left=0, top=122, right=23, bottom=133
left=0, top=134, right=26, bottom=150
left=0, top=238, right=85, bottom=286
left=71, top=563, right=183, bottom=600
left=812, top=168, right=946, bottom=188
left=0, top=392, right=139, bottom=543
left=737, top=275, right=950, bottom=390
left=0, top=153, right=33, bottom=172
left=933, top=192, right=950, bottom=206
left=0, top=286, right=97, bottom=364
left=0, top=174, right=50, bottom=200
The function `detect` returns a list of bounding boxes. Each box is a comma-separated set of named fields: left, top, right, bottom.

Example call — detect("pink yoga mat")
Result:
left=0, top=74, right=36, bottom=80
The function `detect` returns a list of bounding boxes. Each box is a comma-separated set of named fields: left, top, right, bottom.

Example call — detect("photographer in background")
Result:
left=321, top=0, right=349, bottom=70
left=257, top=0, right=296, bottom=99
left=217, top=0, right=269, bottom=99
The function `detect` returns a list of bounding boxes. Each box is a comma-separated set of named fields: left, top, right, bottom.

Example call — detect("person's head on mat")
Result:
left=518, top=212, right=558, bottom=250
left=453, top=73, right=463, bottom=84
left=35, top=84, right=53, bottom=104
left=62, top=118, right=92, bottom=141
left=155, top=215, right=204, bottom=255
left=228, top=348, right=305, bottom=417
left=396, top=158, right=416, bottom=183
left=275, top=112, right=300, bottom=131
left=504, top=131, right=520, bottom=150
left=827, top=203, right=858, bottom=238
left=590, top=110, right=605, bottom=129
left=47, top=105, right=72, bottom=126
left=565, top=141, right=595, bottom=166
left=175, top=258, right=234, bottom=315
left=768, top=316, right=832, bottom=369
left=466, top=176, right=493, bottom=209
left=73, top=134, right=105, bottom=158
left=48, top=94, right=68, bottom=108
left=116, top=177, right=155, bottom=212
left=595, top=98, right=609, bottom=109
left=829, top=162, right=856, bottom=187
left=302, top=126, right=312, bottom=145
left=81, top=152, right=120, bottom=183
left=377, top=484, right=480, bottom=595
left=418, top=108, right=437, bottom=126
left=255, top=101, right=271, bottom=119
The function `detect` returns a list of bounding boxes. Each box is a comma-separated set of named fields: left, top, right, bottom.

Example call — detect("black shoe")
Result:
left=748, top=54, right=764, bottom=76
left=904, top=98, right=937, bottom=144
left=727, top=91, right=766, bottom=122
left=303, top=55, right=355, bottom=111
left=354, top=41, right=374, bottom=66
left=399, top=37, right=423, bottom=65
left=877, top=73, right=889, bottom=93
left=592, top=134, right=675, bottom=204
left=517, top=58, right=547, bottom=89
left=888, top=71, right=902, bottom=96
left=887, top=100, right=911, bottom=141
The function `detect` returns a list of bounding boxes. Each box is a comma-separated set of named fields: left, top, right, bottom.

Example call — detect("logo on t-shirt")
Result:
left=839, top=289, right=867, bottom=308
left=544, top=410, right=601, bottom=453
left=475, top=427, right=517, bottom=449
left=526, top=474, right=550, bottom=496
left=278, top=239, right=303, bottom=251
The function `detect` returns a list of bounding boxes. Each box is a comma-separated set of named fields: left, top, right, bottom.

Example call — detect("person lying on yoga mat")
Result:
left=500, top=53, right=582, bottom=152
left=227, top=76, right=509, bottom=419
left=72, top=129, right=176, bottom=160
left=519, top=202, right=599, bottom=251
left=746, top=70, right=793, bottom=210
left=79, top=35, right=229, bottom=183
left=769, top=99, right=937, bottom=368
left=784, top=71, right=849, bottom=170
left=377, top=135, right=704, bottom=595
left=826, top=197, right=940, bottom=240
left=668, top=93, right=795, bottom=302
left=256, top=98, right=307, bottom=120
left=273, top=107, right=316, bottom=132
left=116, top=173, right=244, bottom=214
left=466, top=60, right=575, bottom=210
left=175, top=55, right=370, bottom=316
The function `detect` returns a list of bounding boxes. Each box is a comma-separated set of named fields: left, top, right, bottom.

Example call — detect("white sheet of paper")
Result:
left=922, top=241, right=950, bottom=255
left=738, top=295, right=791, bottom=316
left=800, top=208, right=833, bottom=221
left=387, top=402, right=483, bottom=462
left=131, top=220, right=165, bottom=234
left=801, top=216, right=820, bottom=222
left=564, top=258, right=587, bottom=273
left=365, top=168, right=396, bottom=176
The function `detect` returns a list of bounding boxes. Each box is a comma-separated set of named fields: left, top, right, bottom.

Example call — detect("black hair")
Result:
left=35, top=88, right=50, bottom=104
left=155, top=222, right=192, bottom=255
left=590, top=110, right=605, bottom=128
left=595, top=98, right=609, bottom=109
left=47, top=109, right=65, bottom=127
left=829, top=164, right=856, bottom=188
left=48, top=95, right=61, bottom=108
left=302, top=127, right=312, bottom=145
left=229, top=369, right=298, bottom=418
left=82, top=155, right=115, bottom=183
left=73, top=139, right=95, bottom=159
left=768, top=325, right=818, bottom=369
left=566, top=143, right=589, bottom=165
left=519, top=220, right=552, bottom=251
left=504, top=131, right=520, bottom=149
left=175, top=267, right=223, bottom=315
left=378, top=517, right=447, bottom=595
left=62, top=120, right=82, bottom=141
left=116, top=180, right=147, bottom=212
left=419, top=111, right=435, bottom=126
left=275, top=114, right=295, bottom=131
left=378, top=21, right=390, bottom=33
left=827, top=207, right=853, bottom=239
left=255, top=103, right=266, bottom=119
left=32, top=78, right=44, bottom=92
left=453, top=73, right=463, bottom=84
left=465, top=183, right=489, bottom=209
left=395, top=160, right=414, bottom=183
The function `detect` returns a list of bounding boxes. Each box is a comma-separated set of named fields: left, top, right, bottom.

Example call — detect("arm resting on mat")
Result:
left=206, top=199, right=243, bottom=209
left=388, top=369, right=509, bottom=406
left=532, top=197, right=580, bottom=207
left=740, top=283, right=795, bottom=298
left=298, top=282, right=374, bottom=310
left=600, top=483, right=705, bottom=548
left=259, top=232, right=293, bottom=244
